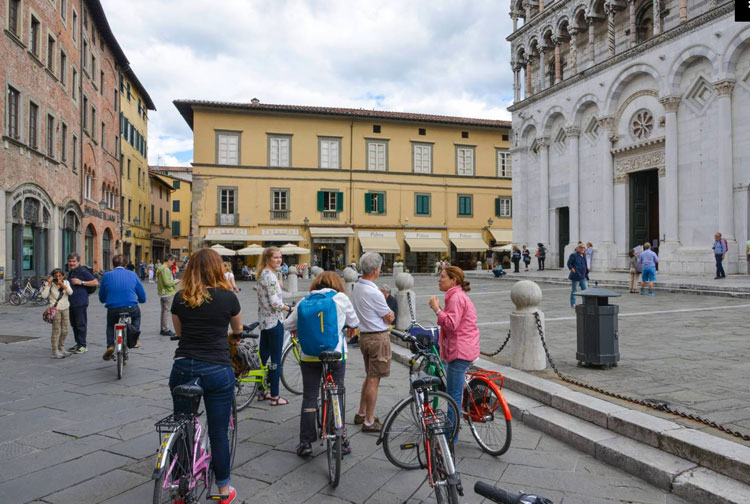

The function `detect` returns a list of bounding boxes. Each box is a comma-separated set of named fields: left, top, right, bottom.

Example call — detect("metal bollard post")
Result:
left=510, top=280, right=547, bottom=371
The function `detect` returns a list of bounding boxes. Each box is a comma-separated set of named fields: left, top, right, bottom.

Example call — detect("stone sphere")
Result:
left=395, top=272, right=414, bottom=290
left=510, top=280, right=542, bottom=312
left=343, top=267, right=358, bottom=282
left=310, top=266, right=324, bottom=276
left=289, top=265, right=297, bottom=274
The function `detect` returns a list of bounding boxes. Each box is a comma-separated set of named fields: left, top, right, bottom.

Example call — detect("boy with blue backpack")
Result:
left=284, top=272, right=359, bottom=458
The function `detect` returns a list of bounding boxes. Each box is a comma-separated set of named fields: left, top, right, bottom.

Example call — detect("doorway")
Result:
left=558, top=207, right=569, bottom=268
left=629, top=169, right=659, bottom=252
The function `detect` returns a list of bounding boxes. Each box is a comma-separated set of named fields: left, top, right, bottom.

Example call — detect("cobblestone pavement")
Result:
left=0, top=280, right=691, bottom=503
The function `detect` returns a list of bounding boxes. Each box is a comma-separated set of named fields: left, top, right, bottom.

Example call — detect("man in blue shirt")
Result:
left=638, top=243, right=659, bottom=296
left=713, top=232, right=728, bottom=279
left=99, top=254, right=146, bottom=361
left=567, top=243, right=588, bottom=308
left=67, top=252, right=98, bottom=354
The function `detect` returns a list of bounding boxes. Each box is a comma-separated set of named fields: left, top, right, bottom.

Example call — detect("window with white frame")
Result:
left=272, top=189, right=289, bottom=211
left=497, top=149, right=511, bottom=177
left=216, top=132, right=239, bottom=165
left=268, top=135, right=291, bottom=167
left=367, top=140, right=387, bottom=171
left=496, top=197, right=512, bottom=217
left=319, top=138, right=340, bottom=168
left=84, top=172, right=93, bottom=200
left=456, top=146, right=474, bottom=176
left=413, top=143, right=432, bottom=173
left=219, top=188, right=237, bottom=216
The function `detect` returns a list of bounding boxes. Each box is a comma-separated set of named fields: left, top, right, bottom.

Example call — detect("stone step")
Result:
left=389, top=341, right=750, bottom=504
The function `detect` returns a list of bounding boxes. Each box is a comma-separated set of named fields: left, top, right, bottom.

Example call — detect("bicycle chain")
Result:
left=480, top=314, right=750, bottom=442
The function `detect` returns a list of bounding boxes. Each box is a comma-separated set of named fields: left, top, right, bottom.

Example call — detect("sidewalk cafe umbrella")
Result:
left=280, top=243, right=310, bottom=255
left=209, top=244, right=237, bottom=256
left=238, top=244, right=264, bottom=256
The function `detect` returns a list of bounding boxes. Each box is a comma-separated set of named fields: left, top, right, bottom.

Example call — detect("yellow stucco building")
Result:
left=174, top=99, right=512, bottom=272
left=119, top=69, right=155, bottom=264
left=150, top=167, right=193, bottom=262
left=148, top=173, right=174, bottom=261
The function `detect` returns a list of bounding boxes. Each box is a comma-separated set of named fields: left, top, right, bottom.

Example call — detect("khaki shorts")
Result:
left=359, top=331, right=391, bottom=378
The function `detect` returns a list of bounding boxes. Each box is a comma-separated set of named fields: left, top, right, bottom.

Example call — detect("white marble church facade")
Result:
left=508, top=0, right=749, bottom=273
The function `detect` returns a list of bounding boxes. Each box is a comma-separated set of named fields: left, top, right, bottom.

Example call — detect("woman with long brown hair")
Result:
left=256, top=246, right=291, bottom=405
left=428, top=265, right=480, bottom=445
left=284, top=271, right=359, bottom=457
left=170, top=248, right=242, bottom=504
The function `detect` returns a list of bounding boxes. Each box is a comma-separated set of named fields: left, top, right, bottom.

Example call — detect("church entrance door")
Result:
left=629, top=169, right=659, bottom=252
left=558, top=207, right=569, bottom=268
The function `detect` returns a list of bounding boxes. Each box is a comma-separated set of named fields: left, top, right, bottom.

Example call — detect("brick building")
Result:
left=1, top=0, right=153, bottom=298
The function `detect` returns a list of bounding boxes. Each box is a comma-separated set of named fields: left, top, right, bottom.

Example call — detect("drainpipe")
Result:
left=349, top=120, right=354, bottom=262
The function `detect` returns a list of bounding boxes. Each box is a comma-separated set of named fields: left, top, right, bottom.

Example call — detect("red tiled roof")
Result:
left=173, top=99, right=511, bottom=130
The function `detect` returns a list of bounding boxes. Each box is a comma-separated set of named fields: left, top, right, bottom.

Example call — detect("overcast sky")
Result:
left=100, top=0, right=514, bottom=167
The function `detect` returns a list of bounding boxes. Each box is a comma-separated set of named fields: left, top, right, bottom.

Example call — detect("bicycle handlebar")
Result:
left=474, top=482, right=553, bottom=504
left=390, top=329, right=413, bottom=342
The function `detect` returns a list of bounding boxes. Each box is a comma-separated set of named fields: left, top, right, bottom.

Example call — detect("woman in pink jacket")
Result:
left=428, top=266, right=480, bottom=441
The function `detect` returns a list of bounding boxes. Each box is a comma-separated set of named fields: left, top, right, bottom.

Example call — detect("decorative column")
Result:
left=606, top=4, right=616, bottom=58
left=539, top=0, right=545, bottom=12
left=512, top=12, right=518, bottom=31
left=554, top=39, right=562, bottom=84
left=597, top=117, right=616, bottom=244
left=569, top=27, right=579, bottom=75
left=523, top=0, right=532, bottom=20
left=511, top=145, right=526, bottom=247
left=525, top=58, right=533, bottom=97
left=629, top=0, right=637, bottom=47
left=566, top=126, right=581, bottom=244
left=538, top=47, right=547, bottom=91
left=679, top=0, right=688, bottom=23
left=513, top=62, right=522, bottom=102
left=538, top=137, right=550, bottom=246
left=653, top=0, right=661, bottom=35
left=715, top=80, right=735, bottom=239
left=659, top=96, right=681, bottom=243
left=587, top=17, right=596, bottom=66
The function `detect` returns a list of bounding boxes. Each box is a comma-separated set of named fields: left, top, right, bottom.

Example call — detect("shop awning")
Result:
left=489, top=228, right=513, bottom=244
left=404, top=237, right=449, bottom=252
left=310, top=227, right=355, bottom=238
left=359, top=236, right=401, bottom=254
left=450, top=237, right=488, bottom=252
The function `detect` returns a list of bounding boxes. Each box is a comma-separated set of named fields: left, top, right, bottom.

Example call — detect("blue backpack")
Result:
left=297, top=291, right=339, bottom=357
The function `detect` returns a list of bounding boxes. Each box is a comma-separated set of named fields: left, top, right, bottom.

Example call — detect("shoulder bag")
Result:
left=43, top=286, right=64, bottom=324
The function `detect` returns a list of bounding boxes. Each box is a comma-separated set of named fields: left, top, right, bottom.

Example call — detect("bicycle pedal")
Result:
left=207, top=494, right=229, bottom=501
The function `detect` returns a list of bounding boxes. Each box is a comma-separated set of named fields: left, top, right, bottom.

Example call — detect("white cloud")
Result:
left=101, top=0, right=514, bottom=165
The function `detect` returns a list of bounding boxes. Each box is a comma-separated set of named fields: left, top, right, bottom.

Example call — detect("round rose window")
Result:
left=632, top=110, right=654, bottom=140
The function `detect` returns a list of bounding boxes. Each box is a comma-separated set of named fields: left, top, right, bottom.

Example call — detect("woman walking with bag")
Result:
left=521, top=245, right=531, bottom=271
left=42, top=268, right=73, bottom=359
left=285, top=271, right=359, bottom=457
left=257, top=246, right=292, bottom=406
left=169, top=248, right=243, bottom=504
left=428, top=266, right=480, bottom=444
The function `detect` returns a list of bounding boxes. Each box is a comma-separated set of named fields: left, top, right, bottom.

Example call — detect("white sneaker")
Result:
left=51, top=350, right=65, bottom=359
left=58, top=348, right=72, bottom=357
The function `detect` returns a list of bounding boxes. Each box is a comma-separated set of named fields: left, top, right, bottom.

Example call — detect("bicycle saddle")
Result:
left=173, top=378, right=204, bottom=399
left=318, top=350, right=342, bottom=362
left=411, top=373, right=442, bottom=389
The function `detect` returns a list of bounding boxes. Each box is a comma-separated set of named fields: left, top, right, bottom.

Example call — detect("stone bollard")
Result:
left=287, top=266, right=298, bottom=293
left=392, top=261, right=404, bottom=277
left=509, top=280, right=547, bottom=371
left=302, top=266, right=309, bottom=279
left=310, top=266, right=323, bottom=277
left=475, top=260, right=483, bottom=271
left=395, top=272, right=415, bottom=330
left=343, top=267, right=358, bottom=295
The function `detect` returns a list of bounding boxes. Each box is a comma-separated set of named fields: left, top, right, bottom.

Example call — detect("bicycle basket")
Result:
left=408, top=323, right=439, bottom=349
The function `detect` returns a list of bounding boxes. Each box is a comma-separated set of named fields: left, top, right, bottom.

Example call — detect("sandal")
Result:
left=257, top=391, right=271, bottom=401
left=269, top=396, right=289, bottom=406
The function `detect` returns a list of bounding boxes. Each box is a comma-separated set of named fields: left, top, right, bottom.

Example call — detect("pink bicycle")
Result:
left=152, top=379, right=238, bottom=504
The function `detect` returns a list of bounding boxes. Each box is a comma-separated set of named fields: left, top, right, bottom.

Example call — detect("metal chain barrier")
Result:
left=407, top=290, right=416, bottom=323
left=530, top=311, right=750, bottom=442
left=480, top=328, right=512, bottom=357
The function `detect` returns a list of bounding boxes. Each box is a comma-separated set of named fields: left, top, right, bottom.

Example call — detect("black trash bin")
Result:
left=574, top=286, right=621, bottom=368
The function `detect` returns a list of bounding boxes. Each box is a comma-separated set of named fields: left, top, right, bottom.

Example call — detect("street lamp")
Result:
left=303, top=216, right=309, bottom=229
left=487, top=218, right=494, bottom=227
left=98, top=199, right=107, bottom=210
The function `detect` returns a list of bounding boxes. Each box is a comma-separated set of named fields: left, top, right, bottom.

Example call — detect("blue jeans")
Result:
left=105, top=306, right=141, bottom=347
left=445, top=358, right=472, bottom=443
left=69, top=305, right=88, bottom=347
left=715, top=254, right=726, bottom=278
left=570, top=278, right=587, bottom=307
left=259, top=321, right=284, bottom=397
left=169, top=359, right=235, bottom=487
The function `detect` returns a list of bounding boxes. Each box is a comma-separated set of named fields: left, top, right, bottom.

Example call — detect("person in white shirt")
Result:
left=349, top=252, right=395, bottom=432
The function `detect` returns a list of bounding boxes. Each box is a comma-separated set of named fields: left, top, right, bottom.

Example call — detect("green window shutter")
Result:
left=495, top=197, right=500, bottom=217
left=364, top=193, right=372, bottom=213
left=173, top=200, right=180, bottom=212
left=336, top=191, right=344, bottom=212
left=377, top=193, right=385, bottom=214
left=468, top=196, right=472, bottom=215
left=424, top=195, right=430, bottom=215
left=171, top=221, right=180, bottom=237
left=317, top=191, right=325, bottom=211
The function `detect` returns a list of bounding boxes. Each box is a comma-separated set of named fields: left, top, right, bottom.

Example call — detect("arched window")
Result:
left=102, top=228, right=112, bottom=271
left=85, top=225, right=95, bottom=267
left=63, top=211, right=80, bottom=262
left=636, top=2, right=654, bottom=44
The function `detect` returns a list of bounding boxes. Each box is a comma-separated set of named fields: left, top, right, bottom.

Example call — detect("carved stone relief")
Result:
left=614, top=147, right=665, bottom=184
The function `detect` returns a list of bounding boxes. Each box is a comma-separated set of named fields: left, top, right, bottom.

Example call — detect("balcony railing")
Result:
left=270, top=209, right=289, bottom=220
left=321, top=211, right=338, bottom=220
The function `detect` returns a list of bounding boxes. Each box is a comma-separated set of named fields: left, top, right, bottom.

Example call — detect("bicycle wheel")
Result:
left=116, top=348, right=124, bottom=380
left=153, top=431, right=189, bottom=504
left=235, top=375, right=259, bottom=411
left=8, top=293, right=21, bottom=305
left=464, top=378, right=512, bottom=456
left=430, top=433, right=460, bottom=504
left=280, top=342, right=303, bottom=395
left=34, top=293, right=48, bottom=306
left=325, top=392, right=341, bottom=487
left=381, top=391, right=459, bottom=470
left=229, top=397, right=238, bottom=468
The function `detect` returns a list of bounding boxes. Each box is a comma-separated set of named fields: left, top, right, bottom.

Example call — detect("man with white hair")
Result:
left=350, top=252, right=395, bottom=432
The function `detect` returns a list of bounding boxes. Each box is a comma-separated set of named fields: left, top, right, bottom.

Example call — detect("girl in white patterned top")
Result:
left=256, top=246, right=291, bottom=405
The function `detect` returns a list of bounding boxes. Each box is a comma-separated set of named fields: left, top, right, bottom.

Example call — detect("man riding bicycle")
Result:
left=99, top=254, right=146, bottom=361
